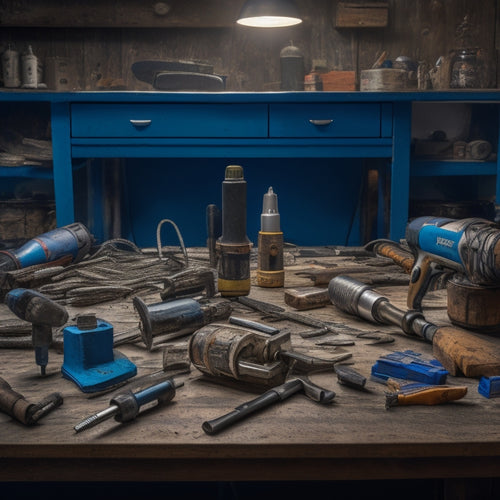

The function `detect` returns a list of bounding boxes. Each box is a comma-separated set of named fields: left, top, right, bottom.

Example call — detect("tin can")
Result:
left=280, top=42, right=304, bottom=91
left=21, top=45, right=38, bottom=88
left=1, top=46, right=21, bottom=88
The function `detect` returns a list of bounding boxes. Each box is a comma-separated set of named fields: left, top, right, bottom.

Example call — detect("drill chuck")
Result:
left=328, top=275, right=388, bottom=323
left=328, top=275, right=436, bottom=342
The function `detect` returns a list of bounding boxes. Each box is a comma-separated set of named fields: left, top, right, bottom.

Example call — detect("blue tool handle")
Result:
left=111, top=379, right=177, bottom=423
left=134, top=379, right=177, bottom=407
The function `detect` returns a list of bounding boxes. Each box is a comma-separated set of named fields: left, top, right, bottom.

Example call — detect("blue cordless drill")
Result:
left=405, top=216, right=500, bottom=310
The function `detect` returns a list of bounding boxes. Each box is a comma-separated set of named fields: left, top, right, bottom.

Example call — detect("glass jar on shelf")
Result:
left=450, top=48, right=480, bottom=89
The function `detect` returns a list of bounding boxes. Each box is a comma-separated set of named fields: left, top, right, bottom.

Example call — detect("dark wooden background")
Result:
left=1, top=0, right=498, bottom=91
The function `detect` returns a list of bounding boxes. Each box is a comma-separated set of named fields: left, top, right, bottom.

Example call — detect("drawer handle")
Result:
left=130, top=119, right=152, bottom=128
left=309, top=119, right=333, bottom=126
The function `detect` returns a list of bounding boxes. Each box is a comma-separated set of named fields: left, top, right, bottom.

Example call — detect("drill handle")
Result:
left=407, top=253, right=448, bottom=310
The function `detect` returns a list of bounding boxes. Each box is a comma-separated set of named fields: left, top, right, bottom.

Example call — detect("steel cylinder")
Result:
left=280, top=42, right=304, bottom=91
left=216, top=165, right=252, bottom=297
left=188, top=324, right=256, bottom=379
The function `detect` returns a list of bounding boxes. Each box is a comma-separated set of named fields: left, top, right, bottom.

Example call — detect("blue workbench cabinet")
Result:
left=1, top=90, right=499, bottom=247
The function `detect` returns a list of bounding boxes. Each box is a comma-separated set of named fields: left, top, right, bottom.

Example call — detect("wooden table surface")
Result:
left=1, top=246, right=499, bottom=483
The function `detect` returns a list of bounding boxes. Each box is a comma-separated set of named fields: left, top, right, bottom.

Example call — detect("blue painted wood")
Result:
left=391, top=101, right=412, bottom=241
left=412, top=161, right=497, bottom=177
left=1, top=90, right=500, bottom=245
left=71, top=138, right=393, bottom=158
left=269, top=103, right=382, bottom=137
left=50, top=101, right=75, bottom=227
left=0, top=166, right=53, bottom=178
left=71, top=103, right=268, bottom=138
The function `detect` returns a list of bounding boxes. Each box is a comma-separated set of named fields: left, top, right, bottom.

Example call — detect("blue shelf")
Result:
left=411, top=160, right=497, bottom=177
left=0, top=165, right=53, bottom=179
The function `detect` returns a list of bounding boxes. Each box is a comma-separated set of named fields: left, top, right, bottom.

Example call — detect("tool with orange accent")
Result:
left=364, top=238, right=415, bottom=274
left=385, top=381, right=467, bottom=409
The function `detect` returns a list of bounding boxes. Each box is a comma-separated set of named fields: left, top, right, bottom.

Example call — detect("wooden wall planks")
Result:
left=0, top=0, right=498, bottom=91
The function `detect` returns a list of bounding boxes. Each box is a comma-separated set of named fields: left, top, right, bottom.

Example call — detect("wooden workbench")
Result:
left=0, top=246, right=499, bottom=492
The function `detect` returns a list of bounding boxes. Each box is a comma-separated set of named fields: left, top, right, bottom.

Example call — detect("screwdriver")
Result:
left=74, top=378, right=183, bottom=433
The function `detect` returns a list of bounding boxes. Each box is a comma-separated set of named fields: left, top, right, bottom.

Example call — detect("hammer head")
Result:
left=5, top=288, right=68, bottom=327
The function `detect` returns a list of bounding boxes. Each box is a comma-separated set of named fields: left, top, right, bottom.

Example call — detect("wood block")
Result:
left=320, top=71, right=356, bottom=91
left=335, top=1, right=389, bottom=28
left=360, top=69, right=408, bottom=91
left=0, top=200, right=56, bottom=242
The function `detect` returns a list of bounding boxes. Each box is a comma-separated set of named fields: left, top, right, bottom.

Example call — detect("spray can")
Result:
left=1, top=45, right=21, bottom=88
left=21, top=45, right=38, bottom=89
left=257, top=187, right=284, bottom=288
left=280, top=41, right=304, bottom=91
left=216, top=165, right=252, bottom=297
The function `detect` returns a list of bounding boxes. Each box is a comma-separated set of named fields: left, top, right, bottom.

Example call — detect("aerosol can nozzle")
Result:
left=257, top=186, right=284, bottom=288
left=261, top=186, right=281, bottom=232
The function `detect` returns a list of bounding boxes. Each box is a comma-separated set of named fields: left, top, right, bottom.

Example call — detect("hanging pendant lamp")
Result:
left=237, top=0, right=302, bottom=28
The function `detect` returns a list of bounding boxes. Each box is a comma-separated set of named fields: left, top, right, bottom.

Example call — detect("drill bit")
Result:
left=74, top=378, right=183, bottom=433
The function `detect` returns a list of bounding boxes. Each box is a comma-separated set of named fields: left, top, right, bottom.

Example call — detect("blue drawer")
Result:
left=71, top=103, right=268, bottom=138
left=269, top=103, right=383, bottom=137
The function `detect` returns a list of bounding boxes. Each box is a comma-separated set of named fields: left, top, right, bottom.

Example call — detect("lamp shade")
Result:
left=237, top=0, right=302, bottom=28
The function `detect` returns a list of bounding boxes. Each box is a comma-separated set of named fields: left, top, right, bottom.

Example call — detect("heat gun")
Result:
left=404, top=216, right=500, bottom=310
left=0, top=222, right=94, bottom=273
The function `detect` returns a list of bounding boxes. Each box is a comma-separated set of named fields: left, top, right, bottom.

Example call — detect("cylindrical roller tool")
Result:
left=216, top=165, right=252, bottom=297
left=328, top=275, right=500, bottom=378
left=5, top=288, right=69, bottom=375
left=133, top=296, right=232, bottom=350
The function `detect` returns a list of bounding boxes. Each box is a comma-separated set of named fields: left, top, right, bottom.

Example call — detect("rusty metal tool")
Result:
left=236, top=295, right=362, bottom=336
left=160, top=267, right=216, bottom=301
left=206, top=204, right=221, bottom=269
left=0, top=376, right=63, bottom=425
left=188, top=323, right=359, bottom=388
left=328, top=275, right=500, bottom=377
left=133, top=296, right=232, bottom=350
left=229, top=315, right=281, bottom=335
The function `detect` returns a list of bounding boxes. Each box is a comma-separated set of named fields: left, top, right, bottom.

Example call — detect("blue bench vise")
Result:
left=61, top=314, right=137, bottom=393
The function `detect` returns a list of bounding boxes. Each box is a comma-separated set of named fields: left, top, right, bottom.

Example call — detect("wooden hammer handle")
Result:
left=432, top=326, right=500, bottom=377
